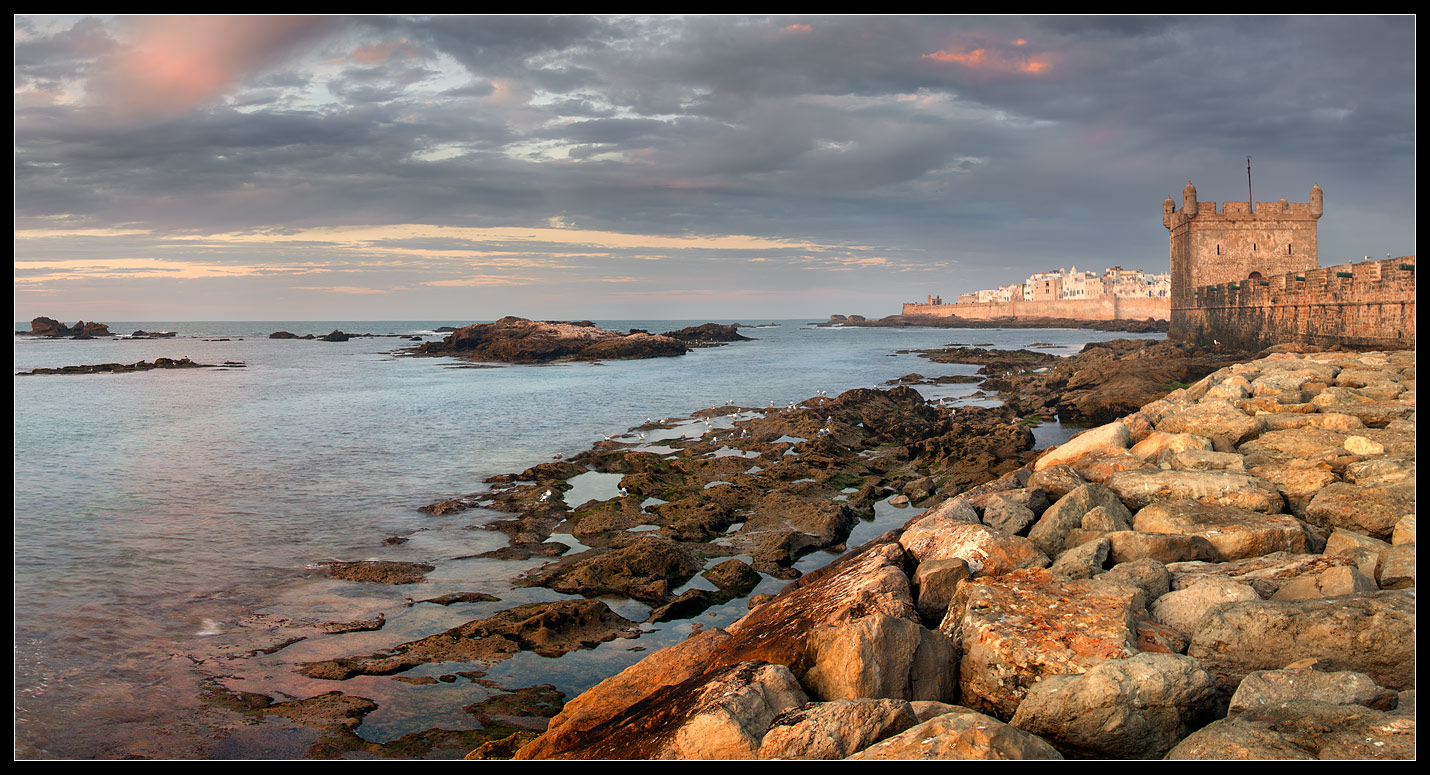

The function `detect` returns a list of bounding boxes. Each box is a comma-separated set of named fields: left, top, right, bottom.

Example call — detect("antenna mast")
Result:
left=1246, top=156, right=1253, bottom=213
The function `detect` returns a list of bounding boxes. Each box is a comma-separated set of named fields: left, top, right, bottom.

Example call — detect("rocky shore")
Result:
left=505, top=347, right=1416, bottom=760
left=915, top=338, right=1254, bottom=425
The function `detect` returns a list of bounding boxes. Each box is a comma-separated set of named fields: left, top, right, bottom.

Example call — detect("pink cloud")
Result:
left=923, top=42, right=1053, bottom=75
left=92, top=16, right=332, bottom=115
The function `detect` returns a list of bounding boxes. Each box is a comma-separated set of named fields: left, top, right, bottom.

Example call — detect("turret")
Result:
left=1163, top=195, right=1175, bottom=228
left=1182, top=181, right=1198, bottom=217
left=1309, top=183, right=1323, bottom=219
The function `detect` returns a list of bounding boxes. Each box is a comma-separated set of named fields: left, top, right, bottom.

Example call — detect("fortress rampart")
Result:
left=1177, top=256, right=1415, bottom=350
left=1165, top=181, right=1414, bottom=350
left=901, top=296, right=1169, bottom=321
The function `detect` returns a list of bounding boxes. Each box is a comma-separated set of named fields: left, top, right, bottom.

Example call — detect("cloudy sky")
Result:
left=14, top=15, right=1416, bottom=321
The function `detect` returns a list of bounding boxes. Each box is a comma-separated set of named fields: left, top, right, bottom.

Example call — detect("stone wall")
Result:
left=1175, top=256, right=1415, bottom=350
left=901, top=296, right=1170, bottom=322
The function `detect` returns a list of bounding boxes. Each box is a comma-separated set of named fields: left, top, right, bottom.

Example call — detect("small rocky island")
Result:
left=409, top=317, right=750, bottom=363
left=19, top=317, right=113, bottom=338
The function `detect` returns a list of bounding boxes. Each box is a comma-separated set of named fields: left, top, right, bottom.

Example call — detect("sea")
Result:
left=13, top=319, right=1163, bottom=759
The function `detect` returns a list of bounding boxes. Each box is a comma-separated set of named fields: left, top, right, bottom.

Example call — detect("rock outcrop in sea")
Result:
left=22, top=317, right=113, bottom=338
left=410, top=317, right=692, bottom=362
left=508, top=348, right=1416, bottom=760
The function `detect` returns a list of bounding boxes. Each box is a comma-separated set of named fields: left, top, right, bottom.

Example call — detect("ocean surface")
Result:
left=13, top=319, right=1163, bottom=759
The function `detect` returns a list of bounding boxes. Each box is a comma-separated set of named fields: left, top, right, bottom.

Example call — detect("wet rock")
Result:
left=701, top=558, right=762, bottom=598
left=757, top=698, right=919, bottom=759
left=514, top=536, right=702, bottom=603
left=297, top=600, right=639, bottom=680
left=317, top=614, right=386, bottom=634
left=319, top=560, right=435, bottom=584
left=848, top=709, right=1063, bottom=760
left=1009, top=652, right=1217, bottom=759
left=419, top=498, right=469, bottom=515
left=420, top=592, right=501, bottom=606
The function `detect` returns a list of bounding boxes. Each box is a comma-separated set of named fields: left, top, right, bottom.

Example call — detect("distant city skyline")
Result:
left=14, top=15, right=1416, bottom=321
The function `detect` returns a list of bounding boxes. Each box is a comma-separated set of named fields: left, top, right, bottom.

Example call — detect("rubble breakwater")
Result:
left=510, top=347, right=1416, bottom=760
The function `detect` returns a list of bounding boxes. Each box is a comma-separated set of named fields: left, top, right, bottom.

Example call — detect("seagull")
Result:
left=638, top=432, right=647, bottom=441
left=617, top=487, right=628, bottom=497
left=539, top=490, right=552, bottom=503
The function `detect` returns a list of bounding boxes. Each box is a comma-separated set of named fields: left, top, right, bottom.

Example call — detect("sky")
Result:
left=14, top=15, right=1416, bottom=322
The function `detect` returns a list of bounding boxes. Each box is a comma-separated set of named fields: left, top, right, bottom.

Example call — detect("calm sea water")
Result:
left=13, top=319, right=1161, bottom=758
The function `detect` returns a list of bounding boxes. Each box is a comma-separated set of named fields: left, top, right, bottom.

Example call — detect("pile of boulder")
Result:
left=511, top=349, right=1415, bottom=760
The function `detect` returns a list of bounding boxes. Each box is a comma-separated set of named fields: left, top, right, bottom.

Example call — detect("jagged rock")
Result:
left=1096, top=558, right=1172, bottom=605
left=1024, top=465, right=1086, bottom=500
left=1186, top=590, right=1416, bottom=695
left=1048, top=537, right=1110, bottom=579
left=848, top=709, right=1063, bottom=760
left=981, top=497, right=1037, bottom=536
left=1154, top=401, right=1266, bottom=445
left=1391, top=514, right=1415, bottom=545
left=1027, top=483, right=1130, bottom=558
left=1009, top=652, right=1217, bottom=759
left=758, top=698, right=919, bottom=760
left=912, top=558, right=972, bottom=625
left=803, top=612, right=957, bottom=702
left=1166, top=701, right=1415, bottom=759
left=1080, top=504, right=1132, bottom=532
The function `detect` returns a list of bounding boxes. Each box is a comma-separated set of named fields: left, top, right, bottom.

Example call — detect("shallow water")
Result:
left=13, top=319, right=1160, bottom=758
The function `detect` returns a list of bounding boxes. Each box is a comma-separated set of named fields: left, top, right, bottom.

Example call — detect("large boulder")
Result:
left=944, top=568, right=1140, bottom=719
left=1130, top=499, right=1313, bottom=561
left=1186, top=590, right=1416, bottom=695
left=1102, top=469, right=1285, bottom=514
left=1008, top=652, right=1218, bottom=759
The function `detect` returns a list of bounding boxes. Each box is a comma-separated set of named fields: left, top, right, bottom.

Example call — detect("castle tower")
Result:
left=1164, top=181, right=1322, bottom=340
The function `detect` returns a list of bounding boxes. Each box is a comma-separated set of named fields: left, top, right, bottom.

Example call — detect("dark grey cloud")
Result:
left=13, top=15, right=1415, bottom=319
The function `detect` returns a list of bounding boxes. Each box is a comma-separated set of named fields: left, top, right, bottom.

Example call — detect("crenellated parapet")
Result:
left=1179, top=256, right=1415, bottom=350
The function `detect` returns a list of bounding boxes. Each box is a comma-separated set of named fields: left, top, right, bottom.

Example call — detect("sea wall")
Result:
left=902, top=296, right=1170, bottom=322
left=1173, top=256, right=1415, bottom=350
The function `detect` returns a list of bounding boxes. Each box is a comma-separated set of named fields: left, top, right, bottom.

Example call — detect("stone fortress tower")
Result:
left=1164, top=181, right=1322, bottom=340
